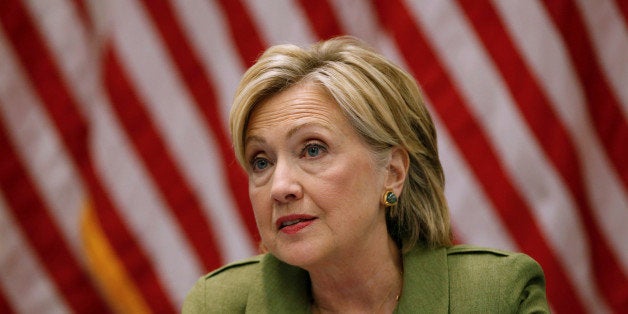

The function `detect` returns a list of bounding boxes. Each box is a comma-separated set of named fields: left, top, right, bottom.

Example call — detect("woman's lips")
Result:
left=276, top=214, right=317, bottom=234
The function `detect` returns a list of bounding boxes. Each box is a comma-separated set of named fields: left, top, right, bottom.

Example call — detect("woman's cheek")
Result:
left=250, top=194, right=275, bottom=237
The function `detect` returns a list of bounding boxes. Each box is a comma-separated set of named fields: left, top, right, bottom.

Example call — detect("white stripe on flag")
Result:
left=0, top=25, right=85, bottom=260
left=170, top=0, right=247, bottom=127
left=329, top=0, right=381, bottom=44
left=91, top=98, right=204, bottom=305
left=576, top=0, right=628, bottom=116
left=244, top=0, right=316, bottom=46
left=494, top=0, right=628, bottom=276
left=111, top=0, right=255, bottom=264
left=405, top=1, right=600, bottom=311
left=436, top=115, right=519, bottom=252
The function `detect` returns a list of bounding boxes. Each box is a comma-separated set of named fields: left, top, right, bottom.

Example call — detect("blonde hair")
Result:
left=230, top=36, right=452, bottom=251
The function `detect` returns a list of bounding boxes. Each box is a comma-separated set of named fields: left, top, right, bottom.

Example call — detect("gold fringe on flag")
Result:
left=80, top=200, right=151, bottom=314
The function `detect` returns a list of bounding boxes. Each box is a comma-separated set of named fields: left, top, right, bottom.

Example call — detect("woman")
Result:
left=183, top=36, right=549, bottom=313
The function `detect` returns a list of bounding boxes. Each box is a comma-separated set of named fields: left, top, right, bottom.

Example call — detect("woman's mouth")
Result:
left=276, top=214, right=317, bottom=234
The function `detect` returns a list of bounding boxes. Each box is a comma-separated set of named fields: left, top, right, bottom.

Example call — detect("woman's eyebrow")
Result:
left=244, top=135, right=265, bottom=147
left=245, top=121, right=334, bottom=147
left=286, top=121, right=333, bottom=139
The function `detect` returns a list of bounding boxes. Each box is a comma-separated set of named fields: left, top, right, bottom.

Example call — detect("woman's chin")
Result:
left=268, top=239, right=326, bottom=269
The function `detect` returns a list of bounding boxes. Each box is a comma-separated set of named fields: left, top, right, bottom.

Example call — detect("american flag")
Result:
left=0, top=0, right=626, bottom=313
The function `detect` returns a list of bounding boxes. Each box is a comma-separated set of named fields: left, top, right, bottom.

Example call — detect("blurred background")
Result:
left=0, top=0, right=627, bottom=313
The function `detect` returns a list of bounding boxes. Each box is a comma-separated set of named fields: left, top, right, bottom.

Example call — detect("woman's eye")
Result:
left=251, top=157, right=270, bottom=171
left=307, top=146, right=320, bottom=157
left=302, top=143, right=326, bottom=158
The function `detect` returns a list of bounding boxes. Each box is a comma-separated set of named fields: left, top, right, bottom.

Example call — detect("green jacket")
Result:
left=182, top=245, right=549, bottom=313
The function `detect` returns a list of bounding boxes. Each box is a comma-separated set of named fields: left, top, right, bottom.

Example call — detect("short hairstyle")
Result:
left=230, top=36, right=452, bottom=251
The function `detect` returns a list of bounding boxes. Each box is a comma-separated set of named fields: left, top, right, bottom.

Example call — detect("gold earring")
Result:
left=382, top=190, right=398, bottom=207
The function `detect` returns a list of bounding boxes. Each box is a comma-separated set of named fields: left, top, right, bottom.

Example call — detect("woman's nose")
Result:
left=270, top=160, right=303, bottom=203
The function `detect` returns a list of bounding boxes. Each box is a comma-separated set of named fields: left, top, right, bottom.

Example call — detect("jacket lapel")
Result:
left=396, top=246, right=449, bottom=313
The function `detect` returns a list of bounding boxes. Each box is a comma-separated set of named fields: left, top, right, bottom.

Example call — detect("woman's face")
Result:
left=244, top=82, right=392, bottom=269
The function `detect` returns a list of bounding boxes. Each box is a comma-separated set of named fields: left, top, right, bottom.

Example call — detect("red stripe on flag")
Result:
left=68, top=0, right=91, bottom=30
left=614, top=0, right=628, bottom=29
left=137, top=0, right=258, bottom=249
left=373, top=1, right=586, bottom=312
left=0, top=118, right=111, bottom=313
left=458, top=1, right=628, bottom=310
left=216, top=0, right=266, bottom=67
left=541, top=0, right=628, bottom=193
left=103, top=47, right=224, bottom=271
left=297, top=0, right=344, bottom=40
left=0, top=2, right=176, bottom=311
left=0, top=287, right=15, bottom=314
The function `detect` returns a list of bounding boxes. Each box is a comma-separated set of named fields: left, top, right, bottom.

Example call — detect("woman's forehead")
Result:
left=246, top=84, right=344, bottom=133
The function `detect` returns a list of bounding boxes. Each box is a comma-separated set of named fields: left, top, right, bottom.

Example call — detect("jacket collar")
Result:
left=396, top=246, right=449, bottom=313
left=247, top=246, right=450, bottom=313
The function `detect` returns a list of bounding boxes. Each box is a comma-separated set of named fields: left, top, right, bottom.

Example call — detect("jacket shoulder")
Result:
left=446, top=244, right=511, bottom=256
left=182, top=255, right=263, bottom=313
left=446, top=245, right=549, bottom=313
left=206, top=255, right=262, bottom=279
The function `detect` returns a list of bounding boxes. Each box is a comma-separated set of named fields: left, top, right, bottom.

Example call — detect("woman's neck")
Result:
left=308, top=237, right=403, bottom=313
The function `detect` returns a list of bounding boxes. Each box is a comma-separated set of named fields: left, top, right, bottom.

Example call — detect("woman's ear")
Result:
left=386, top=146, right=410, bottom=195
